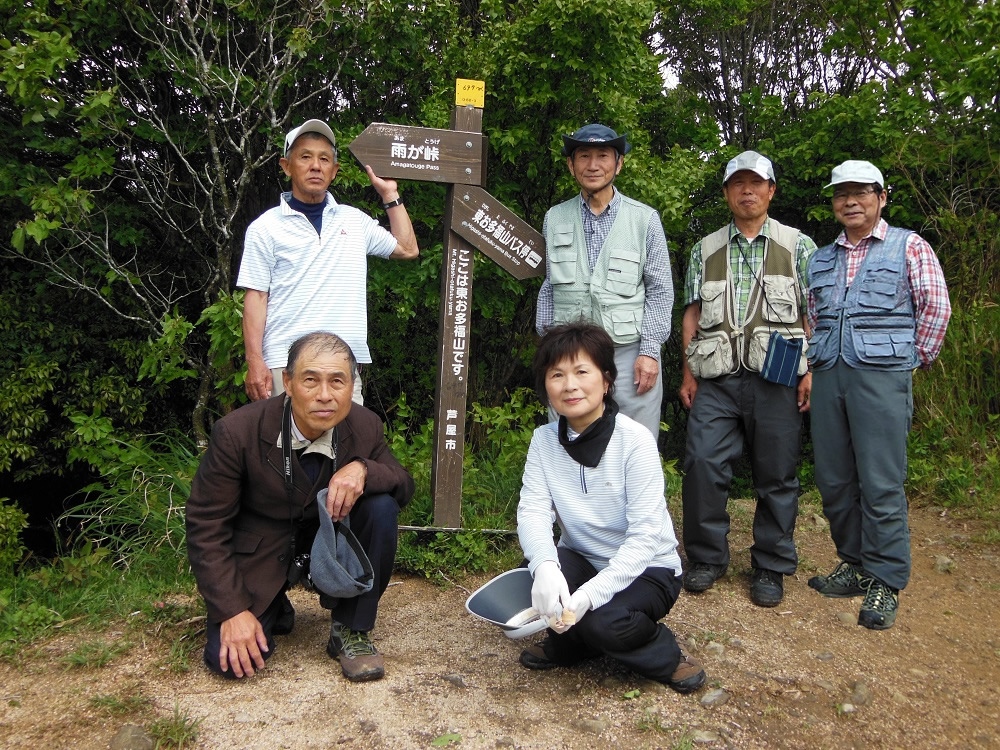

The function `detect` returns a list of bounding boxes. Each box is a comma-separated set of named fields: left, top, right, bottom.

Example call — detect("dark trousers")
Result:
left=811, top=362, right=912, bottom=589
left=319, top=492, right=399, bottom=631
left=204, top=589, right=286, bottom=678
left=682, top=371, right=801, bottom=574
left=544, top=547, right=683, bottom=683
left=202, top=492, right=399, bottom=677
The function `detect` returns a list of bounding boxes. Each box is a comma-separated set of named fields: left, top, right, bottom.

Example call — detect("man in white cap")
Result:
left=535, top=123, right=674, bottom=438
left=805, top=160, right=950, bottom=629
left=238, top=119, right=419, bottom=404
left=679, top=151, right=817, bottom=607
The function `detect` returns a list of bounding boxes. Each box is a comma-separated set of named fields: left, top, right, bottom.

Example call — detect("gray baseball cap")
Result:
left=309, top=489, right=374, bottom=599
left=723, top=151, right=775, bottom=184
left=284, top=119, right=337, bottom=156
left=824, top=160, right=885, bottom=189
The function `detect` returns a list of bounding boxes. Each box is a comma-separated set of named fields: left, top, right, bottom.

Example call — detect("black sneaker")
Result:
left=519, top=640, right=559, bottom=670
left=667, top=651, right=706, bottom=694
left=858, top=578, right=899, bottom=630
left=808, top=561, right=865, bottom=598
left=749, top=568, right=784, bottom=607
left=683, top=562, right=727, bottom=593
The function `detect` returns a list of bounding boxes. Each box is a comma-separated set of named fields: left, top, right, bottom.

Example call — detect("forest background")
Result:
left=0, top=0, right=997, bottom=651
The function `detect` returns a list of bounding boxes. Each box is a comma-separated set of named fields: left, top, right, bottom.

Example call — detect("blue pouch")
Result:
left=760, top=331, right=803, bottom=387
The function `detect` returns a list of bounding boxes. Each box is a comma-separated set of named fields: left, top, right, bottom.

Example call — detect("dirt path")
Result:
left=2, top=503, right=999, bottom=749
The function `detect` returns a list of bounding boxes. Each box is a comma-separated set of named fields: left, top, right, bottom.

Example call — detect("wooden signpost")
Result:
left=348, top=81, right=544, bottom=528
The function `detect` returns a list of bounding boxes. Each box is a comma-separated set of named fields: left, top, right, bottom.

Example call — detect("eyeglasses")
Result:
left=832, top=187, right=878, bottom=202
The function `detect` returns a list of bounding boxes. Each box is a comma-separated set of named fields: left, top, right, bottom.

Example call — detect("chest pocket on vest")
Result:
left=761, top=275, right=799, bottom=324
left=548, top=225, right=577, bottom=285
left=857, top=263, right=901, bottom=311
left=604, top=247, right=641, bottom=296
left=698, top=280, right=727, bottom=329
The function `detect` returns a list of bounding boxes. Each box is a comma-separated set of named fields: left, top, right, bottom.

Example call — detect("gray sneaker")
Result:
left=327, top=621, right=385, bottom=682
left=858, top=578, right=899, bottom=630
left=808, top=561, right=865, bottom=598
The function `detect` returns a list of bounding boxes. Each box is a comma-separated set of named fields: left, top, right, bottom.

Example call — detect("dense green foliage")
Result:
left=0, top=0, right=997, bottom=637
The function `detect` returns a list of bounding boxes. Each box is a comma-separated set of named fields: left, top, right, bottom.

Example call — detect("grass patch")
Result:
left=61, top=638, right=131, bottom=669
left=89, top=693, right=152, bottom=716
left=148, top=703, right=202, bottom=749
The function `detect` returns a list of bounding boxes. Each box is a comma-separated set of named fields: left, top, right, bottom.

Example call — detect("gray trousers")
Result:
left=548, top=341, right=662, bottom=440
left=682, top=371, right=801, bottom=574
left=811, top=361, right=912, bottom=590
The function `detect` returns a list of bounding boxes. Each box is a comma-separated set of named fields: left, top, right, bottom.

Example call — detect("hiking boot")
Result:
left=858, top=577, right=899, bottom=630
left=749, top=568, right=784, bottom=607
left=683, top=562, right=727, bottom=593
left=519, top=640, right=559, bottom=671
left=667, top=651, right=706, bottom=694
left=808, top=561, right=865, bottom=598
left=273, top=594, right=295, bottom=635
left=327, top=621, right=385, bottom=682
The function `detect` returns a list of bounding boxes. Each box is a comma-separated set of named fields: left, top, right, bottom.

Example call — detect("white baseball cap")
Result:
left=723, top=151, right=775, bottom=184
left=283, top=119, right=337, bottom=156
left=824, top=160, right=884, bottom=189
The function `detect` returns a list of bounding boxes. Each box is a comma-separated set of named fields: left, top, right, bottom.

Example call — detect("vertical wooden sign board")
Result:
left=431, top=104, right=485, bottom=528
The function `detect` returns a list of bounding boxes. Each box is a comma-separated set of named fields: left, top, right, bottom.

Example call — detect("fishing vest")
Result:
left=546, top=195, right=654, bottom=345
left=685, top=218, right=808, bottom=380
left=807, top=225, right=916, bottom=371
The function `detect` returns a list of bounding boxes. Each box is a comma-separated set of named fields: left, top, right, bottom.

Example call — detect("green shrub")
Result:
left=0, top=498, right=28, bottom=578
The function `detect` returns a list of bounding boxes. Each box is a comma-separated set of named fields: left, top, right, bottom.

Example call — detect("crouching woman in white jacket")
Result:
left=517, top=322, right=705, bottom=693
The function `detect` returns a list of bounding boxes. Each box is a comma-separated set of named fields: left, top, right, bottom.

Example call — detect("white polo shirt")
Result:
left=237, top=192, right=397, bottom=366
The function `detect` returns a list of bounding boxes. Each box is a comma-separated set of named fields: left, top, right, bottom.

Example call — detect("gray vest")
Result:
left=685, top=219, right=808, bottom=380
left=807, top=225, right=916, bottom=371
left=546, top=195, right=654, bottom=345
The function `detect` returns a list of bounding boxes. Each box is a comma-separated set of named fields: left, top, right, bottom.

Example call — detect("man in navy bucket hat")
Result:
left=536, top=124, right=674, bottom=440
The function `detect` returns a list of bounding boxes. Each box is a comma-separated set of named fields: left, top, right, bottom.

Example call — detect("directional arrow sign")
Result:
left=348, top=123, right=485, bottom=186
left=450, top=186, right=545, bottom=280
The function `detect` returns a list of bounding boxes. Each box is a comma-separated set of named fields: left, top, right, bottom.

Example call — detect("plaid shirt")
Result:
left=536, top=189, right=674, bottom=361
left=806, top=219, right=951, bottom=368
left=683, top=219, right=817, bottom=328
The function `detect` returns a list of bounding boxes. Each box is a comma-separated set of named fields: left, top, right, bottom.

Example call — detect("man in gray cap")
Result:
left=186, top=332, right=415, bottom=682
left=238, top=118, right=419, bottom=405
left=535, top=124, right=674, bottom=438
left=806, top=160, right=951, bottom=630
left=679, top=151, right=817, bottom=607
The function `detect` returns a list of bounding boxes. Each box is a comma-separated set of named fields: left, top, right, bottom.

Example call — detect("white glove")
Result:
left=563, top=589, right=592, bottom=627
left=531, top=560, right=570, bottom=622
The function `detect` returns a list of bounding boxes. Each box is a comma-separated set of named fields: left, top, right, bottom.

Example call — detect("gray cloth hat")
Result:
left=723, top=150, right=775, bottom=184
left=824, top=160, right=885, bottom=189
left=284, top=119, right=337, bottom=156
left=561, top=123, right=631, bottom=157
left=309, top=489, right=374, bottom=598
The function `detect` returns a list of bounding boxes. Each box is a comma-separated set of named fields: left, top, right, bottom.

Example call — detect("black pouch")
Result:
left=760, top=331, right=803, bottom=388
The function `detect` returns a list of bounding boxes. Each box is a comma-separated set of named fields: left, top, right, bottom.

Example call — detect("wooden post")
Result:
left=430, top=104, right=484, bottom=527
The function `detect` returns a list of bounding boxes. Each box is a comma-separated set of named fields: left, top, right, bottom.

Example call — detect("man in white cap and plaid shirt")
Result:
left=679, top=151, right=817, bottom=608
left=805, top=160, right=951, bottom=630
left=535, top=123, right=674, bottom=439
left=238, top=118, right=419, bottom=405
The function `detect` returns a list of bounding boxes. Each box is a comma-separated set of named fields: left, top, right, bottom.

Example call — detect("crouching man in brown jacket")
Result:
left=186, top=331, right=414, bottom=682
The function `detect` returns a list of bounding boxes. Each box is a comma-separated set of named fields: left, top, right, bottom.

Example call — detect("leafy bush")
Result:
left=61, top=429, right=199, bottom=566
left=0, top=498, right=28, bottom=578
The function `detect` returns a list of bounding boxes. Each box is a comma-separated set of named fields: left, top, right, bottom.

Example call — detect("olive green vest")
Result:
left=546, top=195, right=654, bottom=345
left=686, top=218, right=808, bottom=379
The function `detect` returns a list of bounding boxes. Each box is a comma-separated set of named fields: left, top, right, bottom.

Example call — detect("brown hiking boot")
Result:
left=667, top=651, right=706, bottom=694
left=327, top=621, right=384, bottom=682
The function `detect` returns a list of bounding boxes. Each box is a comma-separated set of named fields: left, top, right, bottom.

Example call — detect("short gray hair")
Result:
left=286, top=332, right=357, bottom=381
